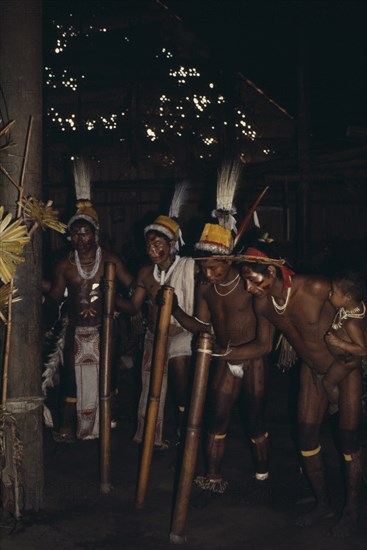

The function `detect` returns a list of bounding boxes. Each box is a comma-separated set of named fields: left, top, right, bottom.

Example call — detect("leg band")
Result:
left=343, top=453, right=353, bottom=462
left=301, top=445, right=321, bottom=457
left=178, top=405, right=185, bottom=413
left=255, top=472, right=269, bottom=481
left=65, top=396, right=77, bottom=403
left=214, top=433, right=227, bottom=440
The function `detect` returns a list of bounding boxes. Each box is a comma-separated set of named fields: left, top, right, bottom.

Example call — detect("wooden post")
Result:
left=169, top=332, right=213, bottom=544
left=0, top=0, right=44, bottom=512
left=100, top=262, right=116, bottom=494
left=135, top=285, right=173, bottom=509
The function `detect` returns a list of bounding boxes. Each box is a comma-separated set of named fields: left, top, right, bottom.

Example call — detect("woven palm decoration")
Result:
left=21, top=197, right=67, bottom=234
left=0, top=206, right=30, bottom=284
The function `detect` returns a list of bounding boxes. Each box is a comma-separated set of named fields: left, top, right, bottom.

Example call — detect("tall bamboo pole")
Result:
left=136, top=285, right=173, bottom=509
left=100, top=262, right=116, bottom=494
left=170, top=332, right=213, bottom=544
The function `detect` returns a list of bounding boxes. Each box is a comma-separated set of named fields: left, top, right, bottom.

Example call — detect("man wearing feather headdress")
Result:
left=43, top=160, right=133, bottom=441
left=116, top=182, right=195, bottom=449
left=171, top=162, right=271, bottom=499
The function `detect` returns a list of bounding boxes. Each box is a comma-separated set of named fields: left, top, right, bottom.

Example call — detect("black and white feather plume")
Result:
left=212, top=161, right=242, bottom=232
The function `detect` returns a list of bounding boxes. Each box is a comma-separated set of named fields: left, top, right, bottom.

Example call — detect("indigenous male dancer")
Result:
left=116, top=183, right=195, bottom=449
left=172, top=163, right=270, bottom=497
left=44, top=160, right=133, bottom=441
left=231, top=238, right=364, bottom=536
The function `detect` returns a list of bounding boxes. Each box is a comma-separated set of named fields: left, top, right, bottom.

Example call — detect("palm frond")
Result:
left=21, top=197, right=67, bottom=234
left=0, top=283, right=21, bottom=322
left=0, top=120, right=15, bottom=139
left=0, top=206, right=30, bottom=283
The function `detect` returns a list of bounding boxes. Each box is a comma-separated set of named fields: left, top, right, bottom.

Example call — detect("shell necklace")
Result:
left=331, top=301, right=366, bottom=330
left=214, top=274, right=240, bottom=297
left=75, top=246, right=102, bottom=280
left=271, top=287, right=291, bottom=315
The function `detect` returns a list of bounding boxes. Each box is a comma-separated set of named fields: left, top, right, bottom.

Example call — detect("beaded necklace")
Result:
left=214, top=275, right=240, bottom=297
left=271, top=287, right=291, bottom=315
left=218, top=273, right=240, bottom=287
left=331, top=302, right=366, bottom=330
left=75, top=247, right=102, bottom=280
left=153, top=255, right=180, bottom=285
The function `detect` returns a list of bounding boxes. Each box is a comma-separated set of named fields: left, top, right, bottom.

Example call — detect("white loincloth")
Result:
left=74, top=326, right=100, bottom=440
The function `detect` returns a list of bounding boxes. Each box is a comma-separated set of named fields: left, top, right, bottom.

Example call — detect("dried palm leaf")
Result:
left=0, top=206, right=30, bottom=284
left=0, top=283, right=21, bottom=323
left=21, top=197, right=67, bottom=234
left=0, top=120, right=15, bottom=139
left=0, top=142, right=16, bottom=154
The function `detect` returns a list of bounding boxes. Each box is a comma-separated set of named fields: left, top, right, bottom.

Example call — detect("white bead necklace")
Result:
left=75, top=247, right=102, bottom=280
left=214, top=275, right=241, bottom=297
left=218, top=273, right=240, bottom=287
left=331, top=302, right=366, bottom=330
left=153, top=255, right=180, bottom=285
left=271, top=287, right=291, bottom=315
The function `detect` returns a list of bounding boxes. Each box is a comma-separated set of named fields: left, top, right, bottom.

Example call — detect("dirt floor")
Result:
left=1, top=366, right=366, bottom=550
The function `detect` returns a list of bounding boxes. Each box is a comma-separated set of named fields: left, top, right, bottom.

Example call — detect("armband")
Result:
left=194, top=316, right=211, bottom=326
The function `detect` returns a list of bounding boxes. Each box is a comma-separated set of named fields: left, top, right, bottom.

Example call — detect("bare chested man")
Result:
left=44, top=205, right=133, bottom=441
left=229, top=239, right=364, bottom=536
left=116, top=215, right=195, bottom=448
left=172, top=224, right=270, bottom=497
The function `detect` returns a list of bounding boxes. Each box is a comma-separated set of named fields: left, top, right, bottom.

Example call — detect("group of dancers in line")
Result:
left=43, top=160, right=366, bottom=537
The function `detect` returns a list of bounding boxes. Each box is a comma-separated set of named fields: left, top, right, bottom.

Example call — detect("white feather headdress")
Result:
left=68, top=158, right=99, bottom=230
left=212, top=161, right=242, bottom=233
left=73, top=158, right=91, bottom=200
left=169, top=180, right=189, bottom=219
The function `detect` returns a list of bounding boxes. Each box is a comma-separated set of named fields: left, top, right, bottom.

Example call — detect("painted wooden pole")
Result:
left=100, top=262, right=116, bottom=493
left=169, top=332, right=213, bottom=543
left=136, top=285, right=173, bottom=509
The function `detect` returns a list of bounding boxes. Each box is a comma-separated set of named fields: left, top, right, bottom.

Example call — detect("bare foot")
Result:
left=329, top=511, right=358, bottom=537
left=237, top=477, right=272, bottom=506
left=296, top=502, right=333, bottom=527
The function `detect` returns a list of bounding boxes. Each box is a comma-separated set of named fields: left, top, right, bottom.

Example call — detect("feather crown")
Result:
left=68, top=159, right=99, bottom=230
left=144, top=181, right=189, bottom=250
left=195, top=160, right=241, bottom=256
